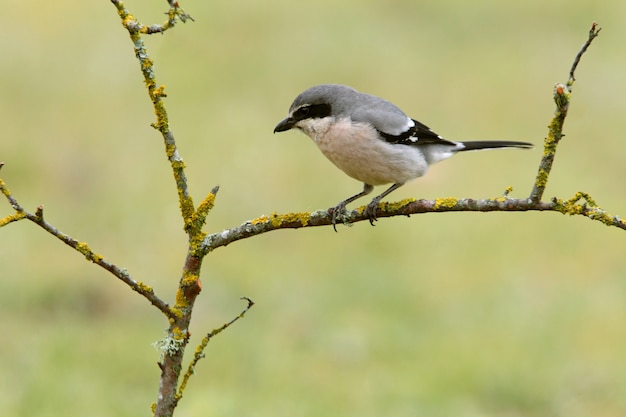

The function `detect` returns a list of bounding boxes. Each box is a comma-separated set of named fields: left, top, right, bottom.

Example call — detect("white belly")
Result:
left=298, top=117, right=429, bottom=185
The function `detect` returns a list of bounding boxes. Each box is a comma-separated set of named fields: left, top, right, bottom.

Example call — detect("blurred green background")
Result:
left=1, top=1, right=626, bottom=416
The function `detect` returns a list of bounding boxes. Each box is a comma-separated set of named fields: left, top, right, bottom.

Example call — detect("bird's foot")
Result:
left=363, top=197, right=382, bottom=226
left=330, top=201, right=349, bottom=232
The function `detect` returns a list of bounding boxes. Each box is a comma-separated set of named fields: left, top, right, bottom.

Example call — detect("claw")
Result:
left=331, top=202, right=348, bottom=232
left=364, top=198, right=382, bottom=226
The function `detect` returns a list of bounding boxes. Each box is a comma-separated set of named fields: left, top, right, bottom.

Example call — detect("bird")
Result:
left=273, top=84, right=533, bottom=230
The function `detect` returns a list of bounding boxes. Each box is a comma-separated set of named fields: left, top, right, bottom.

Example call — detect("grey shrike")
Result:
left=274, top=84, right=532, bottom=230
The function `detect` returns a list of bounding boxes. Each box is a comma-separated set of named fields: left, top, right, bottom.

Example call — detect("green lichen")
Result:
left=153, top=332, right=185, bottom=356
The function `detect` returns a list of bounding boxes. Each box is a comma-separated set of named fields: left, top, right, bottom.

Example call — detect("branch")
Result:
left=529, top=21, right=601, bottom=203
left=109, top=3, right=223, bottom=417
left=174, top=297, right=255, bottom=406
left=568, top=22, right=602, bottom=88
left=111, top=0, right=196, bottom=225
left=0, top=169, right=175, bottom=319
left=200, top=194, right=625, bottom=253
left=111, top=0, right=193, bottom=34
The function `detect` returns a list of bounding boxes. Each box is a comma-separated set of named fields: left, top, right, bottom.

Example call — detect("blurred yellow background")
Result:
left=1, top=1, right=625, bottom=416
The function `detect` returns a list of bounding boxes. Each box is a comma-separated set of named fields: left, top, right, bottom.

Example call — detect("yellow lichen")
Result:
left=185, top=190, right=217, bottom=237
left=171, top=326, right=187, bottom=341
left=165, top=142, right=176, bottom=158
left=278, top=212, right=310, bottom=226
left=384, top=198, right=416, bottom=211
left=153, top=84, right=167, bottom=98
left=74, top=242, right=103, bottom=263
left=75, top=242, right=89, bottom=255
left=250, top=215, right=270, bottom=225
left=135, top=281, right=154, bottom=295
left=194, top=192, right=216, bottom=220
left=178, top=194, right=195, bottom=225
left=91, top=252, right=104, bottom=263
left=174, top=288, right=189, bottom=311
left=265, top=212, right=311, bottom=227
left=169, top=308, right=183, bottom=320
left=434, top=198, right=458, bottom=210
left=0, top=178, right=11, bottom=197
left=534, top=169, right=549, bottom=188
left=0, top=212, right=27, bottom=227
left=188, top=232, right=207, bottom=257
left=122, top=15, right=136, bottom=29
left=171, top=160, right=186, bottom=170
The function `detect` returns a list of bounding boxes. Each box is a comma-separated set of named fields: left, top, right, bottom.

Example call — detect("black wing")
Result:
left=378, top=119, right=457, bottom=147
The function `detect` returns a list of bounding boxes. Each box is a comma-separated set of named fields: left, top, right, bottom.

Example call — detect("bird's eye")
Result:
left=295, top=106, right=311, bottom=118
left=292, top=103, right=330, bottom=120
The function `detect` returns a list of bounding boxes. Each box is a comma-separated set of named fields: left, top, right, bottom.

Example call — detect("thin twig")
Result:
left=175, top=297, right=255, bottom=405
left=0, top=177, right=175, bottom=318
left=568, top=22, right=602, bottom=88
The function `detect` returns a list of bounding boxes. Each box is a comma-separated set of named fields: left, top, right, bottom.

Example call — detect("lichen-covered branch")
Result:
left=111, top=0, right=196, bottom=225
left=529, top=22, right=601, bottom=203
left=175, top=297, right=254, bottom=406
left=200, top=195, right=625, bottom=253
left=109, top=3, right=218, bottom=417
left=0, top=169, right=174, bottom=319
left=111, top=0, right=193, bottom=34
left=568, top=22, right=602, bottom=89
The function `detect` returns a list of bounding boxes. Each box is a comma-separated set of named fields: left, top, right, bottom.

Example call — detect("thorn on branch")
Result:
left=35, top=205, right=44, bottom=221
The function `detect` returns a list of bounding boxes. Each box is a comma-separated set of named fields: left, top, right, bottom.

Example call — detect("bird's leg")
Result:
left=331, top=183, right=373, bottom=232
left=363, top=183, right=404, bottom=225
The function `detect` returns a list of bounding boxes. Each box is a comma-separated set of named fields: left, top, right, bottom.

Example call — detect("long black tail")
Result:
left=459, top=141, right=533, bottom=151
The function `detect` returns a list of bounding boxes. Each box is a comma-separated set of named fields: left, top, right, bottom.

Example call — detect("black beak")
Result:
left=274, top=117, right=296, bottom=133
